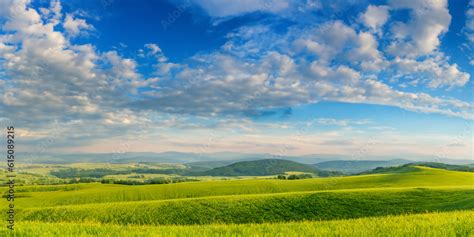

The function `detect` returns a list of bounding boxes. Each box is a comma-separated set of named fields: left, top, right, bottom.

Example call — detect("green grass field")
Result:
left=1, top=165, right=473, bottom=236
left=2, top=211, right=473, bottom=237
left=3, top=166, right=472, bottom=208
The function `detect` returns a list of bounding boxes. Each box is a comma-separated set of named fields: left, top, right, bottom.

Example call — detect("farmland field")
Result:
left=1, top=165, right=473, bottom=236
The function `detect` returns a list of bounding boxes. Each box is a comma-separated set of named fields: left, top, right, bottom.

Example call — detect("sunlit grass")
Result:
left=2, top=210, right=472, bottom=237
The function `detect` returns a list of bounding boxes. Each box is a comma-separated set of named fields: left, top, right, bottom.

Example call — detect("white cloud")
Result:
left=465, top=0, right=474, bottom=42
left=0, top=0, right=151, bottom=135
left=294, top=21, right=385, bottom=71
left=0, top=0, right=472, bottom=155
left=310, top=63, right=360, bottom=85
left=104, top=51, right=140, bottom=81
left=392, top=56, right=470, bottom=88
left=298, top=0, right=322, bottom=12
left=2, top=0, right=470, bottom=125
left=316, top=118, right=371, bottom=127
left=141, top=43, right=180, bottom=76
left=132, top=35, right=472, bottom=120
left=360, top=5, right=389, bottom=35
left=261, top=51, right=295, bottom=76
left=63, top=14, right=94, bottom=37
left=39, top=0, right=62, bottom=26
left=387, top=0, right=451, bottom=57
left=427, top=64, right=470, bottom=88
left=145, top=43, right=162, bottom=55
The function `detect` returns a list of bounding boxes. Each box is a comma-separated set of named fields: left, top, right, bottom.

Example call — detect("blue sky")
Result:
left=0, top=0, right=472, bottom=160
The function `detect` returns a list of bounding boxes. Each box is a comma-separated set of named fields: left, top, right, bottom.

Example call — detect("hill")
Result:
left=411, top=162, right=474, bottom=172
left=193, top=159, right=341, bottom=176
left=9, top=166, right=474, bottom=226
left=360, top=163, right=474, bottom=174
left=17, top=187, right=474, bottom=225
left=314, top=159, right=412, bottom=174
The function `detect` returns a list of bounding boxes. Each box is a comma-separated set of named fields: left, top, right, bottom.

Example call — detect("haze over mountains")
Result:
left=21, top=151, right=472, bottom=164
left=20, top=152, right=473, bottom=174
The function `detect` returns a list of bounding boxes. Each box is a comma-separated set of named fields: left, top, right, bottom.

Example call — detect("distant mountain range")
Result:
left=21, top=152, right=269, bottom=164
left=20, top=152, right=473, bottom=169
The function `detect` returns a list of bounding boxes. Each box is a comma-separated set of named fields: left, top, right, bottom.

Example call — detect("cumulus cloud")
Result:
left=0, top=0, right=150, bottom=134
left=392, top=55, right=470, bottom=88
left=294, top=21, right=385, bottom=71
left=63, top=14, right=94, bottom=37
left=145, top=43, right=162, bottom=55
left=39, top=0, right=62, bottom=26
left=360, top=5, right=389, bottom=35
left=465, top=0, right=474, bottom=42
left=0, top=0, right=472, bottom=154
left=130, top=20, right=472, bottom=119
left=387, top=0, right=451, bottom=57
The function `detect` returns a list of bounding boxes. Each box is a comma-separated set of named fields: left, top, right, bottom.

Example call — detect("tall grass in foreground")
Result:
left=2, top=210, right=472, bottom=237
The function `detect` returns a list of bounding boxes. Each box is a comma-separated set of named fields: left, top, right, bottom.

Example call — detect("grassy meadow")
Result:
left=0, top=164, right=473, bottom=236
left=2, top=211, right=473, bottom=237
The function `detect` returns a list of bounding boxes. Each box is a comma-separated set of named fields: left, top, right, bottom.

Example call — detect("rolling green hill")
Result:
left=16, top=187, right=474, bottom=225
left=194, top=159, right=341, bottom=176
left=361, top=163, right=474, bottom=174
left=2, top=165, right=473, bottom=209
left=1, top=165, right=473, bottom=236
left=410, top=162, right=474, bottom=172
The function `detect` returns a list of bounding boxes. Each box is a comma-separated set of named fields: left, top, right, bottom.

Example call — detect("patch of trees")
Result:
left=50, top=168, right=190, bottom=178
left=276, top=174, right=313, bottom=180
left=100, top=177, right=198, bottom=185
left=131, top=168, right=187, bottom=175
left=50, top=168, right=130, bottom=178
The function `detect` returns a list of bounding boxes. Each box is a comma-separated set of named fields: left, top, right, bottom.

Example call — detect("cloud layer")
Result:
left=0, top=0, right=472, bottom=157
left=134, top=1, right=472, bottom=119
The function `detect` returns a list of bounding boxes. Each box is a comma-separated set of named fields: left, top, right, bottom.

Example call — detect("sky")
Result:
left=0, top=0, right=472, bottom=160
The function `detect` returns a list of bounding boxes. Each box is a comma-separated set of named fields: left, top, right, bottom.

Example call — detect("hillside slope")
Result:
left=17, top=187, right=474, bottom=225
left=361, top=163, right=474, bottom=174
